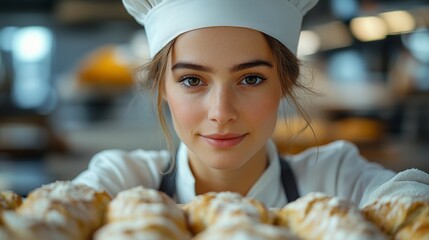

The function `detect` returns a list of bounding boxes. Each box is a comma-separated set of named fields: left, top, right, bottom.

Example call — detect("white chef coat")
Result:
left=72, top=140, right=429, bottom=208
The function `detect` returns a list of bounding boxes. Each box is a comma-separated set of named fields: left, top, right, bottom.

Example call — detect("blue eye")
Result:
left=240, top=75, right=266, bottom=86
left=180, top=76, right=203, bottom=87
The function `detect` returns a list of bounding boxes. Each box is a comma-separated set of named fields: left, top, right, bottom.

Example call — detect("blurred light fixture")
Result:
left=312, top=21, right=353, bottom=51
left=11, top=26, right=55, bottom=111
left=297, top=30, right=321, bottom=56
left=379, top=10, right=416, bottom=35
left=350, top=16, right=387, bottom=41
left=12, top=27, right=52, bottom=62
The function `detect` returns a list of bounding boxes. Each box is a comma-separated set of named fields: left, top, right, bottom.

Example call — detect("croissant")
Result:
left=1, top=210, right=78, bottom=240
left=276, top=192, right=388, bottom=240
left=183, top=191, right=273, bottom=235
left=193, top=218, right=299, bottom=240
left=395, top=210, right=429, bottom=240
left=106, top=186, right=188, bottom=229
left=0, top=191, right=22, bottom=210
left=17, top=181, right=111, bottom=240
left=98, top=186, right=191, bottom=239
left=362, top=195, right=429, bottom=239
left=95, top=216, right=190, bottom=240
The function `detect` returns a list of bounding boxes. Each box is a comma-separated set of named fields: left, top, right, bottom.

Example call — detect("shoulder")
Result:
left=285, top=140, right=392, bottom=179
left=89, top=148, right=171, bottom=169
left=286, top=140, right=360, bottom=167
left=73, top=148, right=172, bottom=196
left=309, top=139, right=359, bottom=154
left=282, top=140, right=363, bottom=188
left=284, top=140, right=397, bottom=204
left=87, top=149, right=173, bottom=182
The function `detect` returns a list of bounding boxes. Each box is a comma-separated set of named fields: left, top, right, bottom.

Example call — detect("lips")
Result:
left=200, top=133, right=247, bottom=148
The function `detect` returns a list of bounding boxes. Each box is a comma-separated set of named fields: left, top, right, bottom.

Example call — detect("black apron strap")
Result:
left=159, top=152, right=300, bottom=202
left=279, top=156, right=300, bottom=202
left=158, top=164, right=177, bottom=199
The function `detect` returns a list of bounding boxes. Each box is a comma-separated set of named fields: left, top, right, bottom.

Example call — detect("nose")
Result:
left=207, top=86, right=238, bottom=125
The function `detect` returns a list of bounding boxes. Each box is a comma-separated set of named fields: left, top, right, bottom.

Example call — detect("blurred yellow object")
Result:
left=332, top=117, right=385, bottom=144
left=273, top=117, right=332, bottom=154
left=273, top=117, right=385, bottom=154
left=77, top=45, right=134, bottom=92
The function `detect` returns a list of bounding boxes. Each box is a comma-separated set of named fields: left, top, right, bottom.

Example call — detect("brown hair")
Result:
left=262, top=34, right=313, bottom=124
left=136, top=39, right=177, bottom=159
left=136, top=33, right=314, bottom=167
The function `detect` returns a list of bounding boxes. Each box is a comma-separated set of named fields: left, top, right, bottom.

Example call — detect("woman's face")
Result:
left=164, top=27, right=283, bottom=171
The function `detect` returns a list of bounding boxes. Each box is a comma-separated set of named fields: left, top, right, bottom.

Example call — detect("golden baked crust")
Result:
left=94, top=216, right=190, bottom=240
left=183, top=191, right=273, bottom=235
left=0, top=191, right=22, bottom=210
left=17, top=181, right=111, bottom=239
left=362, top=195, right=429, bottom=238
left=395, top=210, right=429, bottom=240
left=277, top=192, right=387, bottom=240
left=22, top=181, right=111, bottom=205
left=193, top=218, right=299, bottom=240
left=99, top=186, right=191, bottom=239
left=3, top=183, right=427, bottom=239
left=1, top=210, right=78, bottom=240
left=106, top=186, right=185, bottom=227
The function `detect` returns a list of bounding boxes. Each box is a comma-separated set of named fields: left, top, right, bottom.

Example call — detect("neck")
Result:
left=190, top=147, right=269, bottom=197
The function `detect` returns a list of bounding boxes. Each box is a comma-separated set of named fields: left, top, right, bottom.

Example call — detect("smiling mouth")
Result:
left=201, top=133, right=247, bottom=148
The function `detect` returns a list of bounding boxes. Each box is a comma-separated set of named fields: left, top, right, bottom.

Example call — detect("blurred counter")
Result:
left=0, top=120, right=168, bottom=196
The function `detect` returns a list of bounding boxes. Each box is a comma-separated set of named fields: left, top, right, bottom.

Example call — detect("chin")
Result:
left=204, top=153, right=247, bottom=170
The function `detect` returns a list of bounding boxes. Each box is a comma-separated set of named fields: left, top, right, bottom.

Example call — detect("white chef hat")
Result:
left=123, top=0, right=319, bottom=57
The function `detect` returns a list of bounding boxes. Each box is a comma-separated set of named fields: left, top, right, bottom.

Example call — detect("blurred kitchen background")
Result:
left=0, top=0, right=428, bottom=196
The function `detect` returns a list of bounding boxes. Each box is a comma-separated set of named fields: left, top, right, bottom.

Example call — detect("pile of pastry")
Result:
left=1, top=181, right=428, bottom=240
left=0, top=181, right=110, bottom=240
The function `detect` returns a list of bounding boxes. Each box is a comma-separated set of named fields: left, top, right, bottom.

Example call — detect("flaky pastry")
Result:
left=0, top=191, right=22, bottom=210
left=193, top=218, right=299, bottom=240
left=17, top=181, right=111, bottom=239
left=1, top=210, right=78, bottom=240
left=101, top=186, right=191, bottom=239
left=183, top=191, right=273, bottom=235
left=277, top=192, right=387, bottom=240
left=362, top=195, right=429, bottom=239
left=94, top=216, right=191, bottom=240
left=106, top=186, right=187, bottom=230
left=395, top=211, right=429, bottom=240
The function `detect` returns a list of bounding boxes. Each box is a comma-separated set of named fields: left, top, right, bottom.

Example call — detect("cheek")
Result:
left=164, top=71, right=204, bottom=136
left=256, top=99, right=279, bottom=122
left=167, top=94, right=202, bottom=132
left=246, top=93, right=281, bottom=133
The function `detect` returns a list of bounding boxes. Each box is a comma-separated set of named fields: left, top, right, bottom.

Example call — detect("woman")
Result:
left=73, top=0, right=429, bottom=208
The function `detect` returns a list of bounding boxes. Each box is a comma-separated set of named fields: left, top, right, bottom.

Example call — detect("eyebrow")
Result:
left=171, top=62, right=212, bottom=72
left=230, top=59, right=273, bottom=72
left=171, top=59, right=273, bottom=72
